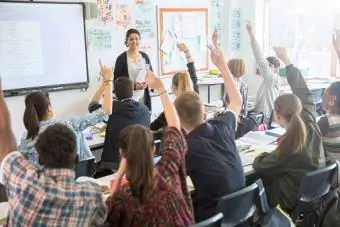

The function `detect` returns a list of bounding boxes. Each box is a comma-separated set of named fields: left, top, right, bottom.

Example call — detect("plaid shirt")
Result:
left=0, top=152, right=107, bottom=226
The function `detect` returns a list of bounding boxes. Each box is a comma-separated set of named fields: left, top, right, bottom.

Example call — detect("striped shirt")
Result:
left=318, top=114, right=340, bottom=161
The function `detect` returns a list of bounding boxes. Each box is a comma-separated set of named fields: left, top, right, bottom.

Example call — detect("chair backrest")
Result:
left=192, top=213, right=224, bottom=227
left=296, top=163, right=337, bottom=204
left=216, top=183, right=259, bottom=226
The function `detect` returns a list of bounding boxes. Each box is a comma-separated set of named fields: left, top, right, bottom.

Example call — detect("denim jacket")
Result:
left=18, top=108, right=108, bottom=166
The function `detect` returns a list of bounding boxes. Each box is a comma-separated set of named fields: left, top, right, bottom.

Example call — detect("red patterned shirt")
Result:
left=105, top=127, right=194, bottom=226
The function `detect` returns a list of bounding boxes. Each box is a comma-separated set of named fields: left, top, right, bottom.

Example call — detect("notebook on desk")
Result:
left=236, top=131, right=277, bottom=146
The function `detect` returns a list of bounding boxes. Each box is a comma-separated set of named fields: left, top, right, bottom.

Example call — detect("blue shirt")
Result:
left=18, top=108, right=108, bottom=165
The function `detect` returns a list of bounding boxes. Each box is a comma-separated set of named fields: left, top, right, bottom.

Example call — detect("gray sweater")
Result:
left=251, top=41, right=280, bottom=119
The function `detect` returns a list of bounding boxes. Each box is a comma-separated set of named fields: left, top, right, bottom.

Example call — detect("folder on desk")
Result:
left=265, top=127, right=285, bottom=138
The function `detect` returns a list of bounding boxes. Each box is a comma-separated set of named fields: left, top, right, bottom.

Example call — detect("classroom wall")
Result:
left=5, top=0, right=265, bottom=141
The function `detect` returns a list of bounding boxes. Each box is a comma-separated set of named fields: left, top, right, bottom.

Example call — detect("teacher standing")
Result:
left=114, top=28, right=153, bottom=111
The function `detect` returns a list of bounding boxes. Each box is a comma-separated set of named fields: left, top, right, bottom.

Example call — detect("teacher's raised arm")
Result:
left=113, top=28, right=153, bottom=111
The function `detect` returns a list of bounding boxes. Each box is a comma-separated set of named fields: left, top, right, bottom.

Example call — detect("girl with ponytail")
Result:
left=150, top=42, right=199, bottom=130
left=19, top=61, right=114, bottom=177
left=253, top=47, right=325, bottom=212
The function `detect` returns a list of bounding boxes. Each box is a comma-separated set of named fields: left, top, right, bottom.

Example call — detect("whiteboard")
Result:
left=0, top=1, right=89, bottom=95
left=159, top=8, right=209, bottom=76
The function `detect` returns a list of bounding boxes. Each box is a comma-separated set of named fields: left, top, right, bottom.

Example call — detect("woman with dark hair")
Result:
left=18, top=62, right=113, bottom=177
left=105, top=70, right=194, bottom=226
left=114, top=28, right=153, bottom=111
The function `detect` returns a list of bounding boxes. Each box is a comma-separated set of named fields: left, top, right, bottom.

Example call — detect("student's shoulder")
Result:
left=211, top=110, right=237, bottom=129
left=317, top=115, right=330, bottom=135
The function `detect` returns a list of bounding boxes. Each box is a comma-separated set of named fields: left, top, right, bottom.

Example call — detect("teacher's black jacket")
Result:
left=114, top=51, right=153, bottom=111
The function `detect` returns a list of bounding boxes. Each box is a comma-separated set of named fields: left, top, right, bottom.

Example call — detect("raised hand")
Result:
left=333, top=31, right=340, bottom=52
left=212, top=28, right=219, bottom=47
left=99, top=59, right=113, bottom=82
left=246, top=20, right=255, bottom=37
left=274, top=47, right=290, bottom=66
left=145, top=70, right=163, bottom=91
left=177, top=43, right=189, bottom=53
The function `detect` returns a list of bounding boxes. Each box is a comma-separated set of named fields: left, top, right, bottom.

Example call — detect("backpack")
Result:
left=237, top=112, right=267, bottom=138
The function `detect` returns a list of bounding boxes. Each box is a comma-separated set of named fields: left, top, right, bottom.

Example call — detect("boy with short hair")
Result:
left=174, top=30, right=245, bottom=222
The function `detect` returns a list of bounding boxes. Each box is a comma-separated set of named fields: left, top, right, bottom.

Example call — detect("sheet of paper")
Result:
left=0, top=21, right=43, bottom=78
left=236, top=131, right=277, bottom=146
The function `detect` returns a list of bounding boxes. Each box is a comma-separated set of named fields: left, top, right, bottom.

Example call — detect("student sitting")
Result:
left=0, top=85, right=106, bottom=226
left=89, top=77, right=150, bottom=170
left=18, top=62, right=113, bottom=177
left=253, top=47, right=325, bottom=213
left=318, top=36, right=340, bottom=161
left=174, top=29, right=245, bottom=222
left=227, top=58, right=248, bottom=122
left=246, top=21, right=280, bottom=122
left=150, top=42, right=199, bottom=131
left=105, top=71, right=194, bottom=227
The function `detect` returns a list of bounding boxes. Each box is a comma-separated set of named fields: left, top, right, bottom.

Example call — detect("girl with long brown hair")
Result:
left=150, top=42, right=199, bottom=130
left=105, top=70, right=194, bottom=226
left=253, top=47, right=325, bottom=212
left=18, top=61, right=113, bottom=177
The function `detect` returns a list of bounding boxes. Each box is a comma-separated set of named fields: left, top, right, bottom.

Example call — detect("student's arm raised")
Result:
left=0, top=77, right=17, bottom=162
left=333, top=32, right=340, bottom=64
left=274, top=47, right=316, bottom=123
left=210, top=29, right=242, bottom=115
left=246, top=21, right=271, bottom=76
left=146, top=71, right=181, bottom=130
left=177, top=43, right=199, bottom=94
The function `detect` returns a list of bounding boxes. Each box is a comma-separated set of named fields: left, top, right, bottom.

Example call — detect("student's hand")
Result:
left=145, top=70, right=164, bottom=91
left=99, top=59, right=113, bottom=82
left=177, top=43, right=189, bottom=53
left=274, top=47, right=290, bottom=66
left=212, top=28, right=219, bottom=47
left=209, top=44, right=226, bottom=70
left=246, top=21, right=255, bottom=38
left=333, top=31, right=340, bottom=52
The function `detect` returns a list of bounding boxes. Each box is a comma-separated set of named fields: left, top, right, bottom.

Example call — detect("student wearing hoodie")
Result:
left=89, top=77, right=150, bottom=170
left=246, top=21, right=281, bottom=121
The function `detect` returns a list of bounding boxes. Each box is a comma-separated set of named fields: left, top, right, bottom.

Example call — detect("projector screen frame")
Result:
left=0, top=1, right=90, bottom=97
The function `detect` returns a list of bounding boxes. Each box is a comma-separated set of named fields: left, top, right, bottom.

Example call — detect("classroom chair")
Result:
left=291, top=162, right=338, bottom=225
left=216, top=181, right=259, bottom=226
left=75, top=159, right=95, bottom=178
left=192, top=213, right=223, bottom=227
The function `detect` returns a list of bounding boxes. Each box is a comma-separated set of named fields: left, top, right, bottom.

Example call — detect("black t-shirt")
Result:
left=186, top=111, right=245, bottom=222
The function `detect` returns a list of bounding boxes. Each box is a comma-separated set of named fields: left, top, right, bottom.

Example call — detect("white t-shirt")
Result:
left=127, top=54, right=147, bottom=102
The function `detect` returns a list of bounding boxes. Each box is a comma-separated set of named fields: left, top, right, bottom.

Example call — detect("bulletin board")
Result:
left=158, top=8, right=209, bottom=76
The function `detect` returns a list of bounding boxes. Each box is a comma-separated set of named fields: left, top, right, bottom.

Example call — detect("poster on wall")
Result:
left=132, top=0, right=155, bottom=39
left=230, top=8, right=241, bottom=52
left=115, top=4, right=132, bottom=29
left=97, top=0, right=113, bottom=23
left=87, top=29, right=113, bottom=50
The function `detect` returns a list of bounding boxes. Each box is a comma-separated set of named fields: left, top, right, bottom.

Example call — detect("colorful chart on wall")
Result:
left=159, top=8, right=209, bottom=76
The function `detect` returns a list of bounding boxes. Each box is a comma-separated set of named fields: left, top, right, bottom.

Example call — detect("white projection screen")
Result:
left=0, top=1, right=89, bottom=95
